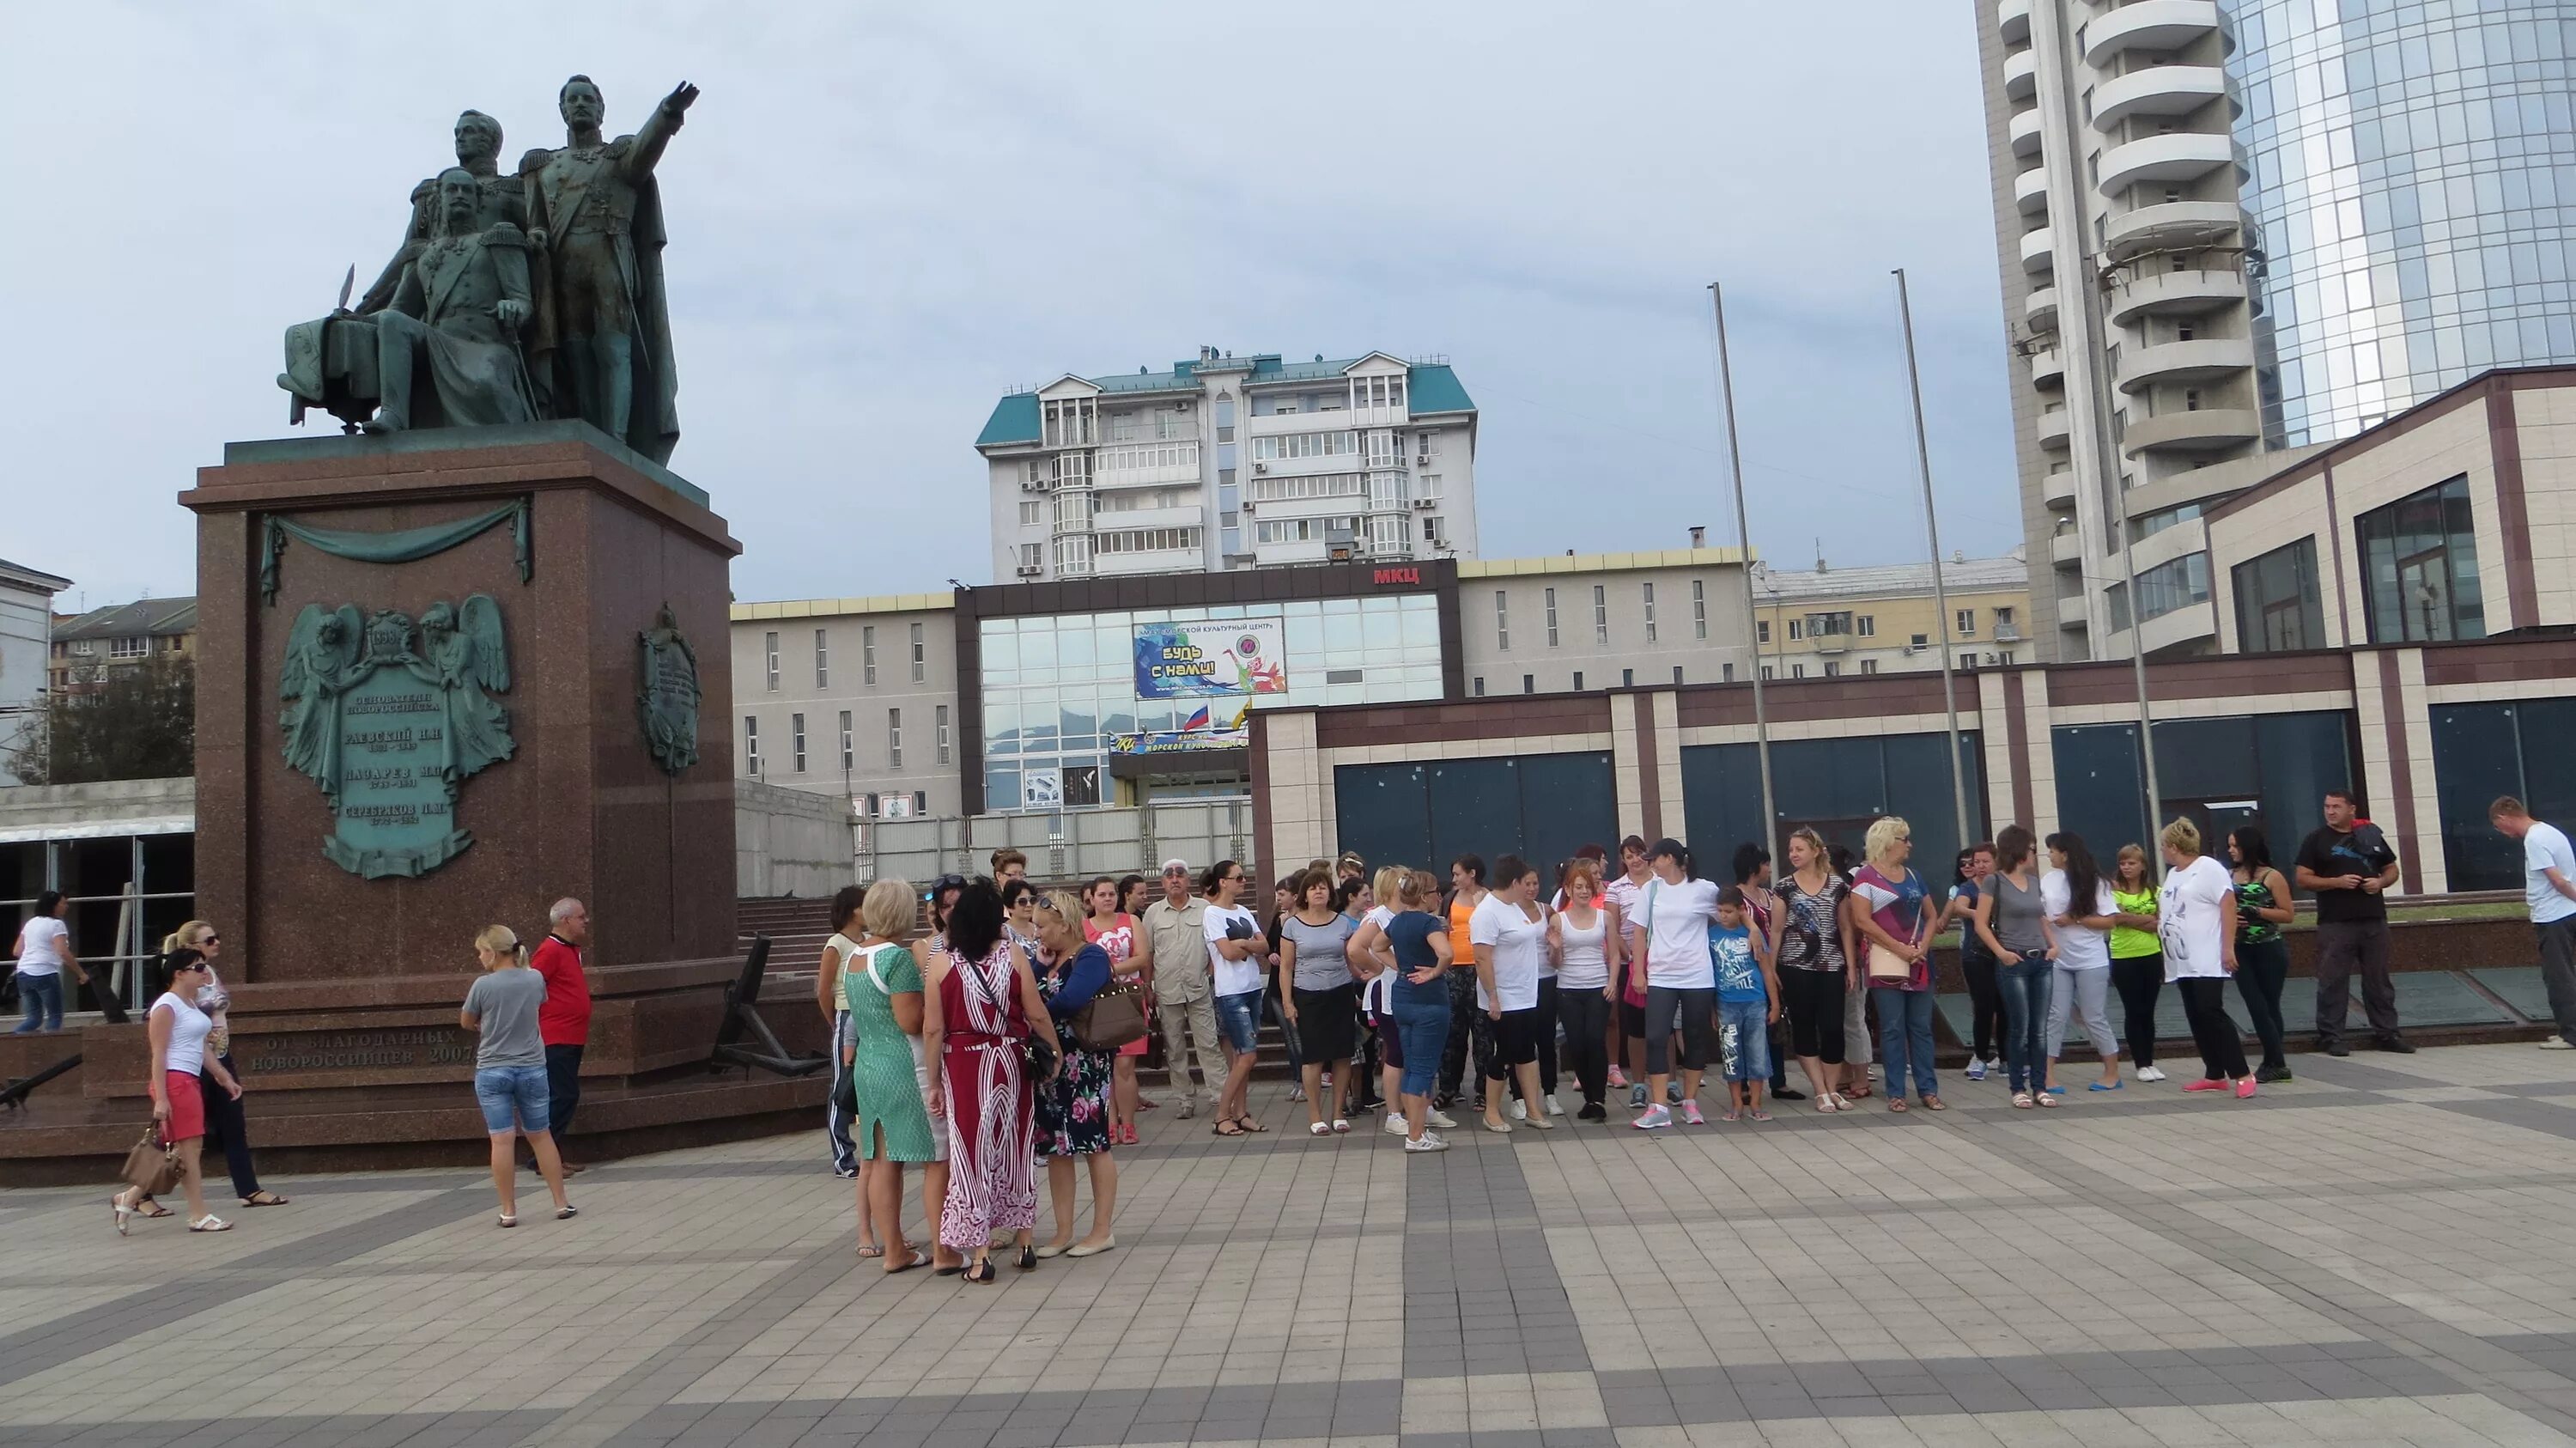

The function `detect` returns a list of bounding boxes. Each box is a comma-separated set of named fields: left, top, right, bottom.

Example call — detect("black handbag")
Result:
left=1022, top=1030, right=1059, bottom=1081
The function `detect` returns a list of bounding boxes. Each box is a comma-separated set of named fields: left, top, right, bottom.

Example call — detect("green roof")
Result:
left=1407, top=363, right=1473, bottom=414
left=977, top=354, right=1473, bottom=449
left=975, top=392, right=1041, bottom=447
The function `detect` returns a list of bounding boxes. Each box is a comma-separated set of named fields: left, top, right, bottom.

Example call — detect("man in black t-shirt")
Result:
left=2293, top=789, right=2413, bottom=1056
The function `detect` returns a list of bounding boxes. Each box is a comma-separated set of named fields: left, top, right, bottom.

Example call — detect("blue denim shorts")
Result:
left=474, top=1064, right=551, bottom=1134
left=1214, top=989, right=1262, bottom=1055
left=1717, top=997, right=1771, bottom=1082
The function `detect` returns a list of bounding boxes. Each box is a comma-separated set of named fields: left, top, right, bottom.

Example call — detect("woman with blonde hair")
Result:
left=2157, top=818, right=2257, bottom=1098
left=842, top=879, right=945, bottom=1274
left=1770, top=827, right=1858, bottom=1110
left=147, top=922, right=286, bottom=1213
left=459, top=925, right=574, bottom=1227
left=1030, top=891, right=1120, bottom=1256
left=1848, top=817, right=1942, bottom=1112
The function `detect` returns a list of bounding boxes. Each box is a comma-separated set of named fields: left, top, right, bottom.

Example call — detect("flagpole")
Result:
left=1893, top=268, right=1972, bottom=855
left=1710, top=283, right=1777, bottom=851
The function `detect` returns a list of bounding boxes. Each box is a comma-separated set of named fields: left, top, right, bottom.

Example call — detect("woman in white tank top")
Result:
left=112, top=949, right=241, bottom=1235
left=1547, top=861, right=1618, bottom=1121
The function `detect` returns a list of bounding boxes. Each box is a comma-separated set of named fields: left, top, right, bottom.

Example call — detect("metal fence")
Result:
left=860, top=798, right=1254, bottom=887
left=5, top=885, right=194, bottom=1015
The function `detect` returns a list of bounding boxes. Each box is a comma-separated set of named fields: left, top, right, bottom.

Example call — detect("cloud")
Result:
left=3, top=0, right=2020, bottom=607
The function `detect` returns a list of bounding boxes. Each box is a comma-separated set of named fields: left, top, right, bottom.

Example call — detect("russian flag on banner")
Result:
left=1182, top=703, right=1212, bottom=732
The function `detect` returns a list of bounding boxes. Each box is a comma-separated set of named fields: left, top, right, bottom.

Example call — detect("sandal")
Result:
left=240, top=1191, right=289, bottom=1208
left=884, top=1248, right=927, bottom=1275
left=1330, top=1118, right=1351, bottom=1134
left=856, top=1244, right=886, bottom=1259
left=556, top=1205, right=578, bottom=1220
left=1844, top=1083, right=1873, bottom=1100
left=2011, top=1092, right=2034, bottom=1109
left=1212, top=1120, right=1246, bottom=1137
left=1309, top=1122, right=1334, bottom=1136
left=497, top=1213, right=517, bottom=1229
left=1234, top=1116, right=1267, bottom=1134
left=136, top=1201, right=175, bottom=1220
left=2037, top=1093, right=2059, bottom=1108
left=1816, top=1095, right=1839, bottom=1113
left=188, top=1214, right=233, bottom=1233
left=1923, top=1097, right=1947, bottom=1111
left=1888, top=1098, right=1910, bottom=1113
left=963, top=1257, right=997, bottom=1285
left=112, top=1195, right=133, bottom=1236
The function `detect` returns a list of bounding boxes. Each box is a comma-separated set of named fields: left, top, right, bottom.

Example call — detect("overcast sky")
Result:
left=4, top=1, right=2020, bottom=610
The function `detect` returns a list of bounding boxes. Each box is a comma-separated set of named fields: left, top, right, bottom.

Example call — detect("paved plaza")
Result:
left=9, top=1044, right=2576, bottom=1447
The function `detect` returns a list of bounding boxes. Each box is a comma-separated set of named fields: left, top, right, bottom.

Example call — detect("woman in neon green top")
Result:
left=2107, top=844, right=2167, bottom=1083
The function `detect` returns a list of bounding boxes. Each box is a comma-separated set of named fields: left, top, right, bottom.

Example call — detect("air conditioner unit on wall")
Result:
left=1412, top=497, right=1434, bottom=509
left=1252, top=462, right=1268, bottom=473
left=1017, top=564, right=1042, bottom=577
left=1416, top=455, right=1431, bottom=467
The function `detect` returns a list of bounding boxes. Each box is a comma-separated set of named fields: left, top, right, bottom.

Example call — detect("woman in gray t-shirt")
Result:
left=1971, top=826, right=2059, bottom=1108
left=1278, top=871, right=1361, bottom=1134
left=460, top=925, right=575, bottom=1227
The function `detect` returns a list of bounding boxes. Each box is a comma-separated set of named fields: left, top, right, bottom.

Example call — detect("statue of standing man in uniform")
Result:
left=519, top=76, right=696, bottom=466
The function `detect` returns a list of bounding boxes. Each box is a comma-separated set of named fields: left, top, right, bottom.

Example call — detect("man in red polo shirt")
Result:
left=531, top=897, right=593, bottom=1171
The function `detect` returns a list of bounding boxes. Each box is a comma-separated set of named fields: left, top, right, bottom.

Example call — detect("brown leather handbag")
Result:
left=1072, top=980, right=1150, bottom=1052
left=120, top=1123, right=181, bottom=1196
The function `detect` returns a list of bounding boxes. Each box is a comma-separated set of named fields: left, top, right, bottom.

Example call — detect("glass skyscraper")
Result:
left=2231, top=1, right=2576, bottom=446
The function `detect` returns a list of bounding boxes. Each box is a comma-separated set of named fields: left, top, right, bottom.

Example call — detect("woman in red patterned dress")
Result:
left=921, top=878, right=1059, bottom=1284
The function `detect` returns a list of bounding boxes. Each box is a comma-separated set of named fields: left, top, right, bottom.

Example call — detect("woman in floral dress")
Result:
left=921, top=879, right=1058, bottom=1284
left=1031, top=892, right=1121, bottom=1258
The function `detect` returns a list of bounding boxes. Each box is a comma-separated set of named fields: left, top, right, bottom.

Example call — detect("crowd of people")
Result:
left=847, top=789, right=2488, bottom=1165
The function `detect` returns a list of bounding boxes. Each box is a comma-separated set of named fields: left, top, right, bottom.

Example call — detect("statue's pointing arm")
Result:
left=625, top=81, right=700, bottom=178
left=357, top=179, right=436, bottom=314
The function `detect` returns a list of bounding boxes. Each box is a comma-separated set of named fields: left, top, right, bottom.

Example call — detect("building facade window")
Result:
left=1955, top=608, right=1977, bottom=638
left=1544, top=587, right=1558, bottom=647
left=1573, top=671, right=1585, bottom=691
left=1787, top=618, right=1803, bottom=642
left=1096, top=526, right=1202, bottom=554
left=1522, top=673, right=1534, bottom=694
left=1495, top=590, right=1510, bottom=650
left=1473, top=676, right=1485, bottom=697
left=1041, top=395, right=1096, bottom=447
left=743, top=715, right=760, bottom=776
left=839, top=710, right=854, bottom=772
left=762, top=631, right=779, bottom=691
left=1249, top=430, right=1358, bottom=461
left=1018, top=500, right=1042, bottom=526
left=1856, top=616, right=1874, bottom=637
left=1593, top=585, right=1608, bottom=644
left=2233, top=538, right=2327, bottom=654
left=1621, top=668, right=1634, bottom=687
left=1642, top=582, right=1657, bottom=642
left=936, top=704, right=952, bottom=764
left=1861, top=659, right=1878, bottom=674
left=111, top=636, right=148, bottom=660
left=791, top=713, right=807, bottom=773
left=909, top=622, right=927, bottom=681
left=888, top=708, right=902, bottom=769
left=863, top=625, right=877, bottom=684
left=813, top=629, right=829, bottom=687
left=1692, top=579, right=1709, bottom=639
left=2134, top=552, right=2213, bottom=624
left=2358, top=475, right=2485, bottom=643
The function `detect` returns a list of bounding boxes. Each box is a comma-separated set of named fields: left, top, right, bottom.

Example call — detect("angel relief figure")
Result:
left=416, top=596, right=514, bottom=782
left=281, top=604, right=364, bottom=803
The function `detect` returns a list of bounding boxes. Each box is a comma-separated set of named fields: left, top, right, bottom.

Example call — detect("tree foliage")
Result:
left=5, top=654, right=195, bottom=785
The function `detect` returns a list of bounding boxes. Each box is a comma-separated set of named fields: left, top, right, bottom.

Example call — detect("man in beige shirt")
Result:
left=1143, top=857, right=1223, bottom=1116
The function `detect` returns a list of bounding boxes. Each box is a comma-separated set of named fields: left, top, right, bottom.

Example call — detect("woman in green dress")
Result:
left=841, top=877, right=947, bottom=1275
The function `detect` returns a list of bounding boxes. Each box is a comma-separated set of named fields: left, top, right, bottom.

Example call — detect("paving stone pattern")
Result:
left=9, top=1044, right=2576, bottom=1445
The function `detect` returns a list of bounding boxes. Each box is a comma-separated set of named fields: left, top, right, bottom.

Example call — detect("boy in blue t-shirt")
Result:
left=1710, top=887, right=1781, bottom=1122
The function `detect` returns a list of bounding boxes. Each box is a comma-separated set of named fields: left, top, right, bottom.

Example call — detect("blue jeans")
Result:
left=1213, top=989, right=1262, bottom=1056
left=473, top=1064, right=551, bottom=1135
left=1996, top=952, right=2051, bottom=1093
left=13, top=973, right=64, bottom=1032
left=1872, top=987, right=1938, bottom=1101
left=1716, top=997, right=1770, bottom=1082
left=1388, top=990, right=1452, bottom=1098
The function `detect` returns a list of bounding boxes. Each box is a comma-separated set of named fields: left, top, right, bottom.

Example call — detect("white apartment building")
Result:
left=0, top=557, right=72, bottom=785
left=975, top=347, right=1479, bottom=583
left=1977, top=1, right=2576, bottom=660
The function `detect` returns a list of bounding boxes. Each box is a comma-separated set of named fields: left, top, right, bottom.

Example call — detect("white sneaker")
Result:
left=1428, top=1109, right=1458, bottom=1129
left=1385, top=1112, right=1407, bottom=1135
left=1404, top=1133, right=1450, bottom=1153
left=2136, top=1065, right=2167, bottom=1082
left=1632, top=1104, right=1673, bottom=1130
left=2541, top=1037, right=2576, bottom=1050
left=1544, top=1092, right=1564, bottom=1116
left=1508, top=1098, right=1528, bottom=1121
left=1964, top=1058, right=1987, bottom=1081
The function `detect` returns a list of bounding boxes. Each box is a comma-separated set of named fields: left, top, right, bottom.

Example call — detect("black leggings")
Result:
left=1777, top=967, right=1847, bottom=1065
left=2234, top=937, right=2290, bottom=1070
left=2179, top=977, right=2248, bottom=1080
left=1557, top=984, right=1611, bottom=1108
left=2111, top=954, right=2164, bottom=1069
left=1962, top=954, right=2004, bottom=1060
left=1532, top=976, right=1559, bottom=1094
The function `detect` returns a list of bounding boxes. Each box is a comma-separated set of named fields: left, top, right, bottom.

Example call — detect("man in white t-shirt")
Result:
left=2492, top=797, right=2576, bottom=1049
left=11, top=891, right=88, bottom=1035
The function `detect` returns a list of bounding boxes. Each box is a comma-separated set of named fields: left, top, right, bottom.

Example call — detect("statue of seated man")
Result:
left=366, top=167, right=540, bottom=435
